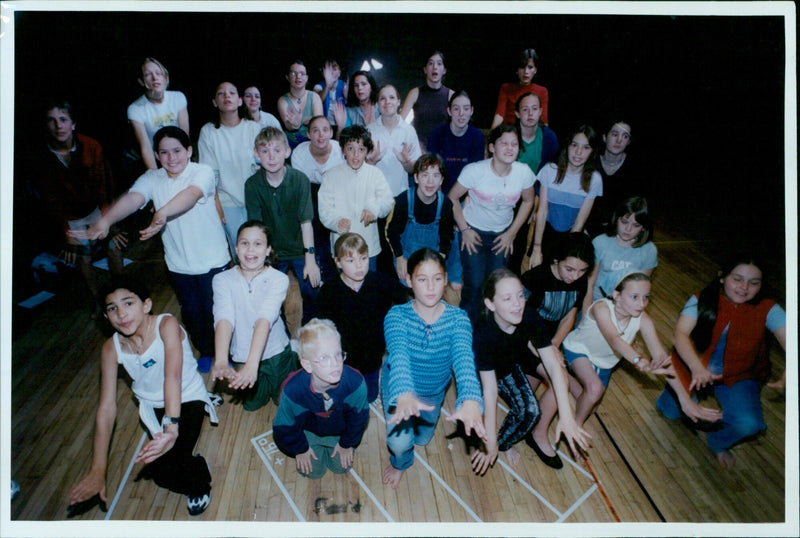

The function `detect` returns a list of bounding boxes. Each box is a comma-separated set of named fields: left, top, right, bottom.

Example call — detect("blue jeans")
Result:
left=460, top=228, right=508, bottom=322
left=169, top=263, right=229, bottom=357
left=382, top=363, right=444, bottom=471
left=446, top=229, right=463, bottom=285
left=276, top=258, right=320, bottom=325
left=656, top=379, right=765, bottom=452
left=221, top=205, right=248, bottom=261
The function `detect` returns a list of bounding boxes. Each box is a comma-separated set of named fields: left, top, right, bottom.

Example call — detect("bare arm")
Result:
left=490, top=114, right=504, bottom=129
left=448, top=182, right=481, bottom=255
left=673, top=313, right=721, bottom=390
left=593, top=301, right=645, bottom=366
left=582, top=264, right=600, bottom=318
left=131, top=121, right=157, bottom=170
left=471, top=370, right=499, bottom=475
left=551, top=307, right=577, bottom=349
left=536, top=343, right=591, bottom=454
left=72, top=191, right=146, bottom=241
left=492, top=186, right=535, bottom=256
left=139, top=185, right=204, bottom=240
left=400, top=87, right=419, bottom=121
left=68, top=339, right=119, bottom=505
left=177, top=107, right=190, bottom=137
left=212, top=319, right=236, bottom=382
left=301, top=220, right=321, bottom=287
left=136, top=316, right=182, bottom=464
left=570, top=197, right=595, bottom=233
left=529, top=182, right=548, bottom=268
left=229, top=318, right=271, bottom=391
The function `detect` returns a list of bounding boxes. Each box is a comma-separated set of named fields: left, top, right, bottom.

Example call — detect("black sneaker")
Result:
left=187, top=491, right=211, bottom=516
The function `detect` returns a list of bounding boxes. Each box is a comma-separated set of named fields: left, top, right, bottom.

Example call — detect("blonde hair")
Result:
left=254, top=126, right=288, bottom=149
left=297, top=318, right=341, bottom=361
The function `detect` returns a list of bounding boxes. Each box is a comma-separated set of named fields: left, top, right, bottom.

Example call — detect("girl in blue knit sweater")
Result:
left=381, top=248, right=487, bottom=489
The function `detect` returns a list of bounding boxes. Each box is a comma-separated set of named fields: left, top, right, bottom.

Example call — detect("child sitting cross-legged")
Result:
left=273, top=318, right=370, bottom=479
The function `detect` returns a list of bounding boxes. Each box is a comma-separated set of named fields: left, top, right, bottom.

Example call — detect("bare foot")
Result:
left=382, top=465, right=404, bottom=489
left=505, top=446, right=521, bottom=467
left=716, top=450, right=736, bottom=468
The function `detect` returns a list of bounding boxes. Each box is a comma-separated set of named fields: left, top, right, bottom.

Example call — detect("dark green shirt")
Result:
left=245, top=166, right=314, bottom=260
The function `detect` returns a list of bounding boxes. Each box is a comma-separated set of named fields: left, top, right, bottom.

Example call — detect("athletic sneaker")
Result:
left=187, top=491, right=211, bottom=516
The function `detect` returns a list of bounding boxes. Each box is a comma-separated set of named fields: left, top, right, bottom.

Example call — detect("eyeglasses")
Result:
left=310, top=351, right=347, bottom=366
left=288, top=71, right=307, bottom=78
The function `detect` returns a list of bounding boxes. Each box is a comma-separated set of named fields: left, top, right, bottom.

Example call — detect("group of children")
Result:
left=60, top=49, right=786, bottom=517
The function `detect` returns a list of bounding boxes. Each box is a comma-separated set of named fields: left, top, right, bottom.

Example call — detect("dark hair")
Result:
left=605, top=196, right=653, bottom=247
left=554, top=125, right=598, bottom=192
left=517, top=48, right=539, bottom=69
left=514, top=92, right=542, bottom=158
left=288, top=59, right=307, bottom=72
left=44, top=99, right=75, bottom=123
left=153, top=126, right=191, bottom=152
left=237, top=220, right=278, bottom=267
left=487, top=124, right=519, bottom=156
left=426, top=50, right=446, bottom=66
left=308, top=115, right=332, bottom=131
left=377, top=84, right=399, bottom=101
left=346, top=70, right=378, bottom=107
left=413, top=153, right=446, bottom=178
left=407, top=248, right=446, bottom=277
left=514, top=92, right=541, bottom=113
left=614, top=272, right=650, bottom=293
left=99, top=276, right=151, bottom=307
left=212, top=81, right=242, bottom=128
left=448, top=89, right=472, bottom=108
left=481, top=267, right=521, bottom=318
left=338, top=125, right=374, bottom=153
left=605, top=119, right=633, bottom=144
left=241, top=84, right=262, bottom=121
left=552, top=232, right=595, bottom=270
left=691, top=254, right=765, bottom=353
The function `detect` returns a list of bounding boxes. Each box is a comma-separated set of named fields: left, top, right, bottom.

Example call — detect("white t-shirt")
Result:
left=129, top=162, right=230, bottom=274
left=126, top=91, right=188, bottom=146
left=458, top=159, right=535, bottom=233
left=290, top=142, right=344, bottom=185
left=197, top=119, right=262, bottom=207
left=255, top=111, right=282, bottom=130
left=212, top=266, right=290, bottom=363
left=367, top=116, right=422, bottom=197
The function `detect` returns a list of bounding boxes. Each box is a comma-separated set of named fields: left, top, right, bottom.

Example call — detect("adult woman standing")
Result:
left=126, top=58, right=189, bottom=171
left=277, top=61, right=323, bottom=149
left=656, top=254, right=786, bottom=468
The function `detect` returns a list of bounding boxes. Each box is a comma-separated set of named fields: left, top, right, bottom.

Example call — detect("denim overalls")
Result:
left=400, top=189, right=444, bottom=258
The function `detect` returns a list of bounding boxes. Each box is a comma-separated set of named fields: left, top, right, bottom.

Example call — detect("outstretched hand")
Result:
left=387, top=393, right=435, bottom=425
left=135, top=430, right=177, bottom=464
left=689, top=366, right=722, bottom=391
left=555, top=416, right=592, bottom=458
left=68, top=471, right=107, bottom=507
left=446, top=400, right=487, bottom=443
left=139, top=210, right=167, bottom=241
left=680, top=399, right=723, bottom=424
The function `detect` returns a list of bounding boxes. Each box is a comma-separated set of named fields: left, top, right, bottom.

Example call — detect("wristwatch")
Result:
left=161, top=415, right=180, bottom=427
left=304, top=247, right=316, bottom=254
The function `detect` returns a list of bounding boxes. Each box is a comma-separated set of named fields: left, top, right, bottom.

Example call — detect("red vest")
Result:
left=673, top=294, right=775, bottom=392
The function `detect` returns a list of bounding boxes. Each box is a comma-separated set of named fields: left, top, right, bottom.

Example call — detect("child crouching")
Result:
left=273, top=319, right=369, bottom=478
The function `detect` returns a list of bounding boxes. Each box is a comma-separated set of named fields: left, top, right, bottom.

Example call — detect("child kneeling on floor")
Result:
left=274, top=318, right=370, bottom=479
left=68, top=277, right=218, bottom=516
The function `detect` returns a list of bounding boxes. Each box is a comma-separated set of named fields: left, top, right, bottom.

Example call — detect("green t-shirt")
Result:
left=244, top=166, right=314, bottom=260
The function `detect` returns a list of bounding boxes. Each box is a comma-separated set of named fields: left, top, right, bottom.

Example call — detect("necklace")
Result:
left=239, top=265, right=267, bottom=293
left=129, top=316, right=153, bottom=355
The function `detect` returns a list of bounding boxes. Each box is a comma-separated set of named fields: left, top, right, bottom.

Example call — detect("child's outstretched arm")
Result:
left=229, top=318, right=271, bottom=390
left=535, top=343, right=591, bottom=455
left=471, top=370, right=499, bottom=475
left=387, top=393, right=436, bottom=425
left=136, top=316, right=182, bottom=464
left=593, top=301, right=649, bottom=369
left=68, top=339, right=119, bottom=506
left=673, top=313, right=722, bottom=391
left=69, top=192, right=147, bottom=242
left=139, top=185, right=203, bottom=240
left=638, top=314, right=673, bottom=374
left=529, top=182, right=549, bottom=269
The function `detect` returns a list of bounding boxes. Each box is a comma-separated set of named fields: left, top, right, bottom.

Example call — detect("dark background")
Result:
left=12, top=9, right=788, bottom=296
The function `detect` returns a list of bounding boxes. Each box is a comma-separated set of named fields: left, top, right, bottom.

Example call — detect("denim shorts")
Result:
left=563, top=346, right=613, bottom=387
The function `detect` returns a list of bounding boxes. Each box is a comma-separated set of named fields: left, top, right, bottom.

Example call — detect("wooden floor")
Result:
left=6, top=215, right=793, bottom=535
